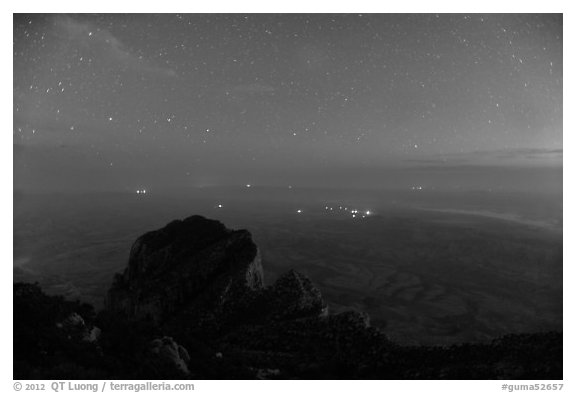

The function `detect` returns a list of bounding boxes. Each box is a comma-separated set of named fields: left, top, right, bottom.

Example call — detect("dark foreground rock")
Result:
left=14, top=216, right=563, bottom=379
left=106, top=215, right=264, bottom=329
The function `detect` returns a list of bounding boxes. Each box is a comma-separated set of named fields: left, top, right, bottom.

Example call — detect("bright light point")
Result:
left=352, top=214, right=356, bottom=218
left=362, top=215, right=366, bottom=218
left=136, top=190, right=140, bottom=194
left=217, top=204, right=223, bottom=208
left=366, top=210, right=371, bottom=215
left=288, top=185, right=292, bottom=189
left=325, top=206, right=329, bottom=210
left=109, top=117, right=113, bottom=121
left=142, top=190, right=146, bottom=194
left=297, top=209, right=302, bottom=213
left=246, top=184, right=251, bottom=188
left=414, top=144, right=418, bottom=149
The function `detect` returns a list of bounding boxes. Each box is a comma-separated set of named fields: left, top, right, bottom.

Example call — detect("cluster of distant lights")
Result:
left=245, top=183, right=296, bottom=190
left=323, top=205, right=372, bottom=219
left=411, top=186, right=424, bottom=190
left=135, top=189, right=148, bottom=194
left=226, top=184, right=373, bottom=219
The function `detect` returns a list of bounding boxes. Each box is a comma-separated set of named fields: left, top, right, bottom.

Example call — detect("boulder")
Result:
left=149, top=336, right=191, bottom=374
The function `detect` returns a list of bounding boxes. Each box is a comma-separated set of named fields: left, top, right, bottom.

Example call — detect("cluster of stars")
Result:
left=13, top=14, right=561, bottom=189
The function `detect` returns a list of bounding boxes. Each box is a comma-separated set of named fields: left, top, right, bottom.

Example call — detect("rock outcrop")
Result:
left=263, top=269, right=327, bottom=321
left=103, top=215, right=392, bottom=377
left=149, top=336, right=191, bottom=375
left=106, top=215, right=264, bottom=328
left=56, top=312, right=101, bottom=343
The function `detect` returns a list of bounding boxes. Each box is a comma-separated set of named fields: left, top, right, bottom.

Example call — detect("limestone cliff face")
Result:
left=106, top=215, right=264, bottom=324
left=105, top=214, right=390, bottom=374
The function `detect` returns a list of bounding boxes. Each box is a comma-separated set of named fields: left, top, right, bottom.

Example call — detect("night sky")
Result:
left=13, top=14, right=563, bottom=191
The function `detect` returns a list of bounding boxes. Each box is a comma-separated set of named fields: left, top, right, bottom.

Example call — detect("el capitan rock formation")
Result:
left=104, top=215, right=393, bottom=374
left=107, top=215, right=264, bottom=330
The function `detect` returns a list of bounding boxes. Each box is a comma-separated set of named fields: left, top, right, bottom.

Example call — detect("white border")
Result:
left=4, top=2, right=571, bottom=391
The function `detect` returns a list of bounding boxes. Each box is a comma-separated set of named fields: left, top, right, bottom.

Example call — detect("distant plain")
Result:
left=13, top=186, right=562, bottom=345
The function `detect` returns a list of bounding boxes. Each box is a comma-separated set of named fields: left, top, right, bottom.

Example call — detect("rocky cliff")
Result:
left=107, top=215, right=264, bottom=330
left=105, top=216, right=348, bottom=338
left=104, top=215, right=390, bottom=374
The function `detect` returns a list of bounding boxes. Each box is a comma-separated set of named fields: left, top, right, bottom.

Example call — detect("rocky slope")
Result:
left=14, top=215, right=563, bottom=379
